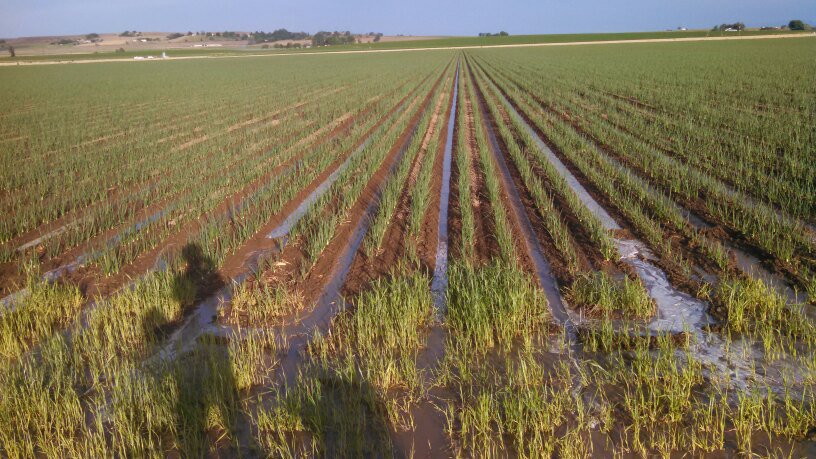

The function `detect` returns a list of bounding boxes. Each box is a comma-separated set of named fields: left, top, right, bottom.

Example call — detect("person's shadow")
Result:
left=142, top=243, right=224, bottom=345
left=144, top=243, right=397, bottom=456
left=142, top=243, right=261, bottom=457
left=285, top=365, right=398, bottom=457
left=172, top=334, right=261, bottom=457
left=172, top=243, right=224, bottom=306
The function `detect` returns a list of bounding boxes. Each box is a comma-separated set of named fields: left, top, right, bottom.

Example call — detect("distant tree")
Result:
left=166, top=32, right=184, bottom=40
left=716, top=22, right=745, bottom=31
left=311, top=30, right=355, bottom=47
left=789, top=20, right=807, bottom=30
left=8, top=46, right=15, bottom=58
left=85, top=33, right=100, bottom=39
left=251, top=29, right=309, bottom=43
left=498, top=31, right=509, bottom=36
left=115, top=47, right=125, bottom=53
left=186, top=31, right=193, bottom=36
left=373, top=33, right=383, bottom=42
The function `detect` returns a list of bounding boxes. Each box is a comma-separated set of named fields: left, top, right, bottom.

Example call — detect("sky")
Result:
left=1, top=0, right=814, bottom=38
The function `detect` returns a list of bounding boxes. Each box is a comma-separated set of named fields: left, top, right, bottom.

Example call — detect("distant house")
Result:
left=677, top=27, right=688, bottom=31
left=724, top=28, right=739, bottom=32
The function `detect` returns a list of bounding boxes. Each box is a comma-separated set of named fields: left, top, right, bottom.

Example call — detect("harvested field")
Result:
left=1, top=38, right=816, bottom=457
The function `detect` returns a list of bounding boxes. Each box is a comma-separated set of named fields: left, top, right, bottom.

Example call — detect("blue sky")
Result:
left=1, top=0, right=814, bottom=38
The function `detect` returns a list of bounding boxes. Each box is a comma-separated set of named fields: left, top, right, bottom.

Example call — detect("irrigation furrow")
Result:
left=430, top=63, right=459, bottom=315
left=471, top=53, right=815, bottom=400
left=149, top=67, right=444, bottom=363
left=1, top=84, right=345, bottom=225
left=468, top=60, right=574, bottom=337
left=0, top=85, right=400, bottom=308
left=3, top=81, right=380, bottom=260
left=478, top=63, right=712, bottom=333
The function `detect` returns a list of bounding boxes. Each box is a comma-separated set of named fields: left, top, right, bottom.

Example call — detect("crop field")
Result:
left=0, top=37, right=815, bottom=457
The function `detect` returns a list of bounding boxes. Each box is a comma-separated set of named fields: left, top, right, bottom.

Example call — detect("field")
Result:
left=0, top=36, right=815, bottom=457
left=2, top=29, right=812, bottom=64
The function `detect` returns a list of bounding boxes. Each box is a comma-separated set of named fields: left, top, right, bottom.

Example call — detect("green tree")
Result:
left=789, top=20, right=807, bottom=30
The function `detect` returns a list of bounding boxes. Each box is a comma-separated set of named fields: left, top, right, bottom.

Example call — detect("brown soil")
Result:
left=597, top=91, right=816, bottom=242
left=474, top=68, right=603, bottom=278
left=458, top=69, right=499, bottom=265
left=465, top=62, right=540, bottom=282
left=466, top=61, right=575, bottom=289
left=447, top=143, right=463, bottom=264
left=290, top=69, right=446, bottom=307
left=0, top=262, right=22, bottom=295
left=215, top=73, right=438, bottom=323
left=0, top=117, right=300, bottom=296
left=156, top=126, right=202, bottom=145
left=94, top=94, right=395, bottom=301
left=416, top=87, right=453, bottom=272
left=341, top=73, right=455, bottom=298
left=172, top=134, right=209, bottom=152
left=2, top=90, right=366, bottom=298
left=2, top=83, right=337, bottom=218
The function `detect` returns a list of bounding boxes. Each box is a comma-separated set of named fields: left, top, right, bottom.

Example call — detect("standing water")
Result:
left=491, top=82, right=712, bottom=332
left=430, top=63, right=459, bottom=315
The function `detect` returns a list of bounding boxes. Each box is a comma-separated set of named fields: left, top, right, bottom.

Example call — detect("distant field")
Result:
left=1, top=37, right=815, bottom=457
left=307, top=28, right=812, bottom=49
left=1, top=28, right=811, bottom=63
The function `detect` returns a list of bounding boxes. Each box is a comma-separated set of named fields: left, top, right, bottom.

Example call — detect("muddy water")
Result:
left=730, top=248, right=810, bottom=306
left=682, top=206, right=810, bottom=305
left=616, top=239, right=712, bottom=332
left=430, top=64, right=459, bottom=316
left=490, top=84, right=717, bottom=332
left=511, top=112, right=620, bottom=232
left=270, top=109, right=428, bottom=387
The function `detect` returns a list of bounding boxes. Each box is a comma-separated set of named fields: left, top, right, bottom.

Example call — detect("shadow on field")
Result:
left=171, top=336, right=262, bottom=457
left=142, top=243, right=262, bottom=456
left=286, top=367, right=398, bottom=457
left=172, top=243, right=224, bottom=305
left=142, top=244, right=397, bottom=456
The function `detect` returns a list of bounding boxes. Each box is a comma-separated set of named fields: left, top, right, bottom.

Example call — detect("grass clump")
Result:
left=446, top=260, right=548, bottom=354
left=251, top=272, right=432, bottom=456
left=312, top=270, right=434, bottom=393
left=717, top=276, right=816, bottom=355
left=227, top=282, right=302, bottom=325
left=569, top=271, right=654, bottom=319
left=0, top=280, right=83, bottom=361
